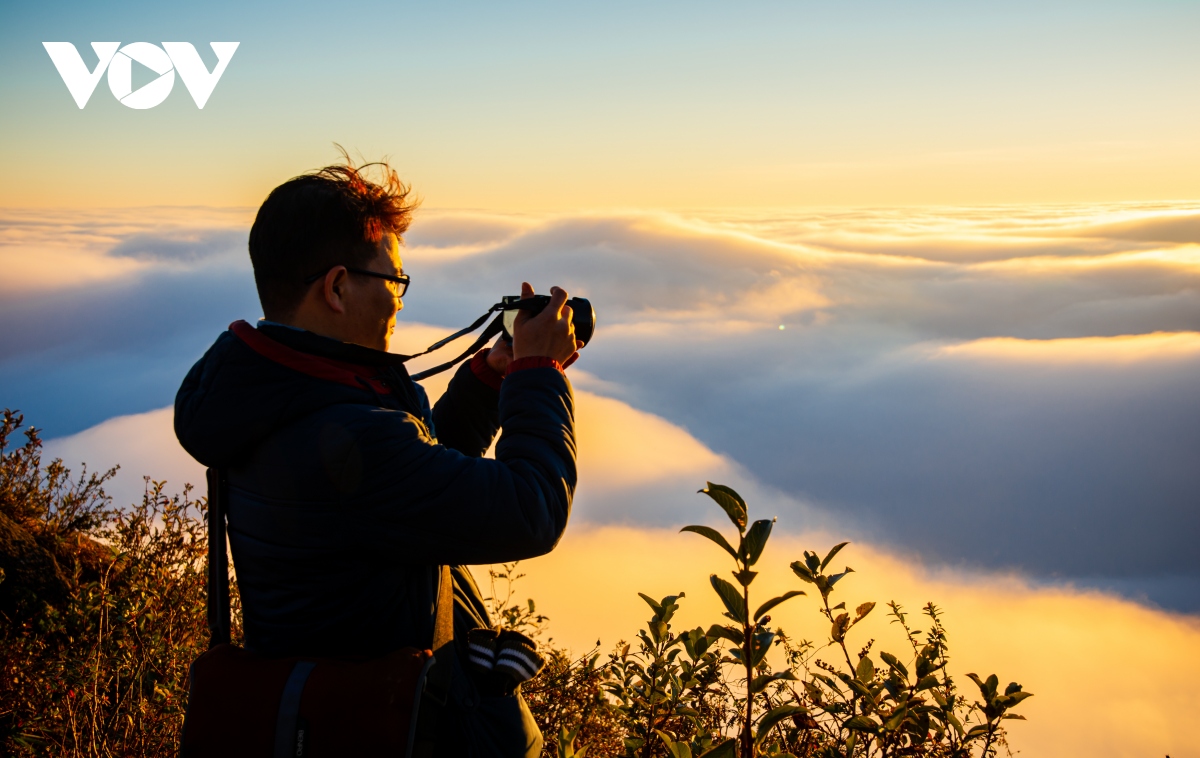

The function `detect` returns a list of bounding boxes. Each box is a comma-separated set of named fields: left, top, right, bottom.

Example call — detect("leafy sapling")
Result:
left=683, top=483, right=806, bottom=757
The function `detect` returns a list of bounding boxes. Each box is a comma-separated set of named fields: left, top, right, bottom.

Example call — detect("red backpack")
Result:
left=180, top=468, right=454, bottom=758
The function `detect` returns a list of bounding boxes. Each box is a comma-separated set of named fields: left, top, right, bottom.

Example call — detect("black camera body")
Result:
left=499, top=295, right=596, bottom=347
left=407, top=293, right=596, bottom=381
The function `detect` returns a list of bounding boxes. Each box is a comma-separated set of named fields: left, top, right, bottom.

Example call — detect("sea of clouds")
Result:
left=5, top=202, right=1197, bottom=607
left=5, top=202, right=1200, bottom=756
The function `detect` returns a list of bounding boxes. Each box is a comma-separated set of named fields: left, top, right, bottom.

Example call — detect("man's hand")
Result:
left=485, top=334, right=514, bottom=375
left=512, top=282, right=581, bottom=366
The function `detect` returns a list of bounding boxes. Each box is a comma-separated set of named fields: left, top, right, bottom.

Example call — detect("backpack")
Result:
left=179, top=468, right=454, bottom=758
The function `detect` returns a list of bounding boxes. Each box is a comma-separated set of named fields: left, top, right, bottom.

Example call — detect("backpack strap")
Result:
left=424, top=565, right=455, bottom=701
left=206, top=467, right=231, bottom=648
left=409, top=565, right=456, bottom=758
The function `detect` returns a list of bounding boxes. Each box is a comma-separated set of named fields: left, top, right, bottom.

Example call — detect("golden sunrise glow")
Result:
left=935, top=332, right=1200, bottom=364
left=500, top=526, right=1200, bottom=758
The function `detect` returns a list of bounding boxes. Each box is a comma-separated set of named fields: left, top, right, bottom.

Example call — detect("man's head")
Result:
left=248, top=158, right=418, bottom=350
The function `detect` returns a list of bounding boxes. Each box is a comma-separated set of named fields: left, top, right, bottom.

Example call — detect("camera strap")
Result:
left=407, top=304, right=507, bottom=382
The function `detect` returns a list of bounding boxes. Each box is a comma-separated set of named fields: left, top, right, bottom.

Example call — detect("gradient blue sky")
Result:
left=3, top=1, right=1200, bottom=207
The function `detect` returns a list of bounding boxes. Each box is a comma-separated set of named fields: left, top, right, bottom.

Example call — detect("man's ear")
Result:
left=322, top=266, right=349, bottom=315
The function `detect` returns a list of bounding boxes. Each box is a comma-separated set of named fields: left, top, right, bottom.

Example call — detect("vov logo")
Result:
left=43, top=42, right=239, bottom=109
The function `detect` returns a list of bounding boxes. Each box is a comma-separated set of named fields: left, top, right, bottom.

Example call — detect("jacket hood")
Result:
left=174, top=321, right=420, bottom=468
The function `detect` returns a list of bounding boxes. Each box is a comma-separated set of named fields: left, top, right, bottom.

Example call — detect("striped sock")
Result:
left=494, top=630, right=545, bottom=683
left=467, top=628, right=499, bottom=674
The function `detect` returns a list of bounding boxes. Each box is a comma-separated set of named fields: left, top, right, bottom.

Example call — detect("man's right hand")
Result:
left=511, top=282, right=581, bottom=366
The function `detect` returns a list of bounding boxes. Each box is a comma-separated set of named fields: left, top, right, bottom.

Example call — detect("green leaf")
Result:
left=966, top=673, right=998, bottom=699
left=682, top=627, right=710, bottom=659
left=649, top=619, right=668, bottom=645
left=750, top=630, right=776, bottom=667
left=854, top=601, right=875, bottom=621
left=699, top=483, right=748, bottom=532
left=754, top=590, right=806, bottom=621
left=755, top=704, right=806, bottom=744
left=879, top=651, right=908, bottom=679
left=915, top=674, right=940, bottom=691
left=844, top=715, right=878, bottom=732
left=847, top=678, right=873, bottom=700
left=820, top=541, right=850, bottom=571
left=789, top=561, right=815, bottom=583
left=883, top=707, right=908, bottom=731
left=710, top=574, right=747, bottom=624
left=680, top=525, right=739, bottom=560
left=697, top=738, right=737, bottom=758
left=826, top=568, right=854, bottom=591
left=1004, top=682, right=1024, bottom=696
left=706, top=624, right=744, bottom=646
left=750, top=671, right=799, bottom=694
left=804, top=550, right=821, bottom=572
left=830, top=612, right=850, bottom=642
left=656, top=730, right=693, bottom=758
left=947, top=715, right=965, bottom=737
left=999, top=691, right=1034, bottom=708
left=638, top=593, right=662, bottom=615
left=659, top=594, right=685, bottom=623
left=856, top=655, right=875, bottom=683
left=744, top=519, right=774, bottom=565
left=733, top=568, right=759, bottom=587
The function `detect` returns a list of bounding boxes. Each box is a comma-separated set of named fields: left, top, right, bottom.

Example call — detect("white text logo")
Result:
left=42, top=42, right=240, bottom=109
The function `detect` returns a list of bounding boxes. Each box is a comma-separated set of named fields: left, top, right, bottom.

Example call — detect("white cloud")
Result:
left=44, top=407, right=206, bottom=510
left=9, top=203, right=1200, bottom=609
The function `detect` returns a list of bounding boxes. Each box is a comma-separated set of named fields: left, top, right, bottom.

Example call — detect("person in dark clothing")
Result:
left=174, top=159, right=581, bottom=756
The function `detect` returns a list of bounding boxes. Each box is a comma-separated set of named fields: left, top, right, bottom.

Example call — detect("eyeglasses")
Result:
left=304, top=266, right=410, bottom=298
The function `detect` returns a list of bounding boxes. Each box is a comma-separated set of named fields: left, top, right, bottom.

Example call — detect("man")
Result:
left=174, top=159, right=580, bottom=756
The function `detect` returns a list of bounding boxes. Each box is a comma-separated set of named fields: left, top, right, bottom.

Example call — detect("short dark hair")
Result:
left=248, top=156, right=419, bottom=318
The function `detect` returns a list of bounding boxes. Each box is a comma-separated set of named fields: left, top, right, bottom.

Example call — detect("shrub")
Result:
left=596, top=482, right=1032, bottom=758
left=0, top=410, right=239, bottom=757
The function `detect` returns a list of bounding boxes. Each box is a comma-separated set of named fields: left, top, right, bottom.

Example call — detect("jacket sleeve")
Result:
left=354, top=366, right=576, bottom=565
left=429, top=353, right=501, bottom=458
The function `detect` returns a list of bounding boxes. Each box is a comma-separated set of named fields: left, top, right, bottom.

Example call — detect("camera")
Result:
left=407, top=293, right=596, bottom=381
left=499, top=295, right=596, bottom=347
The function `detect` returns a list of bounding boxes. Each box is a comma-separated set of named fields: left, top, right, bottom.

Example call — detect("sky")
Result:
left=3, top=3, right=1200, bottom=757
left=3, top=1, right=1200, bottom=208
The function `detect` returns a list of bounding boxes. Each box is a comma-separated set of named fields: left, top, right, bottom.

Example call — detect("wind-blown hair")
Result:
left=248, top=154, right=419, bottom=318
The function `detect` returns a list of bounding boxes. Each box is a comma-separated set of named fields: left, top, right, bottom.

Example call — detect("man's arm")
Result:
left=430, top=350, right=503, bottom=458
left=358, top=363, right=576, bottom=566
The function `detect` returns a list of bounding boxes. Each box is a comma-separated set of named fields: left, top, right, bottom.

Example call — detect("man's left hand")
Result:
left=486, top=336, right=515, bottom=375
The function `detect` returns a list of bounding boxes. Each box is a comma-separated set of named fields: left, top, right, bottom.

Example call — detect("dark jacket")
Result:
left=174, top=320, right=576, bottom=756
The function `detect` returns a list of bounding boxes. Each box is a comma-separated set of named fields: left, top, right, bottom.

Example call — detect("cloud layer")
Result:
left=7, top=203, right=1200, bottom=611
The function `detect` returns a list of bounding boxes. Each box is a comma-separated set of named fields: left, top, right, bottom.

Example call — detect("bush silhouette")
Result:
left=597, top=483, right=1031, bottom=757
left=0, top=410, right=244, bottom=756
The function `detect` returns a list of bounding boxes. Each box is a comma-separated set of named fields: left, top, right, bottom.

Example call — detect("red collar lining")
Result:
left=230, top=321, right=393, bottom=395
